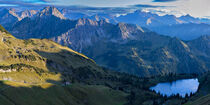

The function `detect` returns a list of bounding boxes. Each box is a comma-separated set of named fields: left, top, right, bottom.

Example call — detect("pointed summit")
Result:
left=20, top=10, right=38, bottom=19
left=115, top=23, right=144, bottom=40
left=38, top=6, right=66, bottom=19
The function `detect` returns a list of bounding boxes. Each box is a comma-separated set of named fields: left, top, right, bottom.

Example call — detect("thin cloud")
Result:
left=132, top=4, right=166, bottom=8
left=153, top=0, right=178, bottom=2
left=0, top=0, right=51, bottom=7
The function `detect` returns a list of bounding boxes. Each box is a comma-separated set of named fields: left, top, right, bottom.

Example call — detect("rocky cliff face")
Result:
left=19, top=10, right=38, bottom=19
left=10, top=7, right=77, bottom=39
left=10, top=9, right=146, bottom=51
left=51, top=20, right=147, bottom=52
left=38, top=6, right=66, bottom=19
left=0, top=8, right=20, bottom=29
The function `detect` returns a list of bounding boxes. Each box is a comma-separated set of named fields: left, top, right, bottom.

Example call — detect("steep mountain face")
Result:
left=0, top=8, right=39, bottom=30
left=0, top=8, right=20, bottom=29
left=18, top=10, right=38, bottom=19
left=51, top=18, right=109, bottom=51
left=11, top=16, right=76, bottom=39
left=10, top=7, right=76, bottom=39
left=38, top=6, right=66, bottom=19
left=88, top=13, right=118, bottom=24
left=52, top=20, right=145, bottom=51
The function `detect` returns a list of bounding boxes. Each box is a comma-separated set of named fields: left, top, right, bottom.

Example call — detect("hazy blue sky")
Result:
left=0, top=0, right=209, bottom=18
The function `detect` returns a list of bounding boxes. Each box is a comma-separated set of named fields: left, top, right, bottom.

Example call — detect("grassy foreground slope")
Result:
left=0, top=25, right=129, bottom=105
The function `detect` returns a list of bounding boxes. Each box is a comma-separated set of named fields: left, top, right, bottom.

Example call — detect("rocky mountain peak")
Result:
left=0, top=8, right=21, bottom=28
left=181, top=14, right=193, bottom=18
left=117, top=23, right=144, bottom=33
left=0, top=8, right=19, bottom=17
left=76, top=18, right=98, bottom=26
left=20, top=10, right=38, bottom=19
left=115, top=23, right=145, bottom=40
left=38, top=6, right=66, bottom=19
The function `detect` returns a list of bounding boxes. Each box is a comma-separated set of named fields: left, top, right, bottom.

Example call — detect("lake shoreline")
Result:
left=150, top=78, right=199, bottom=98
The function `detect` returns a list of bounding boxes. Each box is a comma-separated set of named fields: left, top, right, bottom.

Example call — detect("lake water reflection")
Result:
left=150, top=78, right=199, bottom=97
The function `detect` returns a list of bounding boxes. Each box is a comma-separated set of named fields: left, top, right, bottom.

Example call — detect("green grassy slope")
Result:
left=0, top=26, right=129, bottom=105
left=0, top=25, right=10, bottom=34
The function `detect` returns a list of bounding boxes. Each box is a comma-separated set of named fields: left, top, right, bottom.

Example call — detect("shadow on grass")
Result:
left=0, top=49, right=185, bottom=105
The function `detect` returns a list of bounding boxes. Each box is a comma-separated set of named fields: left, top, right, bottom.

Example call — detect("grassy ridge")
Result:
left=0, top=25, right=10, bottom=34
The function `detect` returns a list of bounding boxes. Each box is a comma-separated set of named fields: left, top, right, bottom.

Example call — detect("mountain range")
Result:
left=116, top=10, right=210, bottom=27
left=5, top=6, right=210, bottom=77
left=115, top=10, right=210, bottom=40
left=0, top=6, right=210, bottom=105
left=1, top=6, right=210, bottom=40
left=0, top=8, right=38, bottom=29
